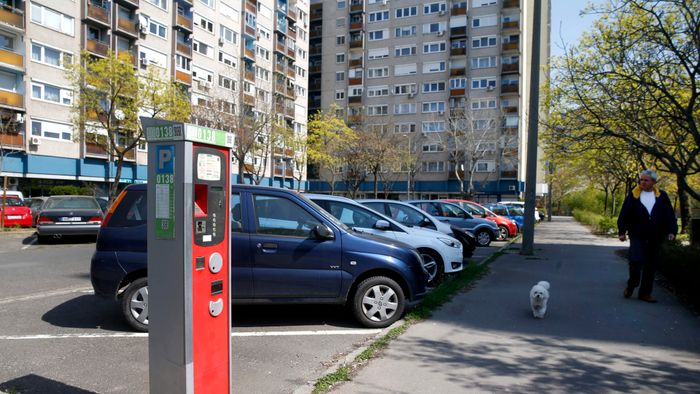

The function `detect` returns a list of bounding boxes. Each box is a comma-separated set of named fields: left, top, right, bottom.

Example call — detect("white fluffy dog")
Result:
left=530, top=281, right=550, bottom=319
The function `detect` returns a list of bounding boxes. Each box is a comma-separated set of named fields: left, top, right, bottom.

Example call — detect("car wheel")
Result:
left=352, top=276, right=405, bottom=328
left=121, top=277, right=149, bottom=332
left=418, top=249, right=443, bottom=286
left=497, top=225, right=509, bottom=241
left=475, top=229, right=492, bottom=247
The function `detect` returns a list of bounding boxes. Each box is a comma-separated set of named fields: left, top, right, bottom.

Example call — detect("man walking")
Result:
left=617, top=169, right=677, bottom=303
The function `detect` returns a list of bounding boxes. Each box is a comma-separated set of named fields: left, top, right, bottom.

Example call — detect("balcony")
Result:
left=349, top=58, right=362, bottom=67
left=85, top=141, right=109, bottom=158
left=348, top=77, right=362, bottom=85
left=450, top=47, right=466, bottom=56
left=0, top=131, right=23, bottom=148
left=349, top=39, right=364, bottom=49
left=175, top=70, right=192, bottom=85
left=0, top=5, right=24, bottom=30
left=86, top=39, right=109, bottom=57
left=450, top=26, right=466, bottom=38
left=502, top=106, right=518, bottom=113
left=245, top=24, right=256, bottom=37
left=349, top=21, right=363, bottom=31
left=309, top=79, right=322, bottom=90
left=244, top=47, right=255, bottom=60
left=287, top=47, right=295, bottom=59
left=176, top=41, right=192, bottom=56
left=86, top=1, right=110, bottom=27
left=503, top=0, right=519, bottom=9
left=117, top=49, right=137, bottom=67
left=501, top=170, right=517, bottom=178
left=274, top=62, right=286, bottom=74
left=116, top=15, right=138, bottom=38
left=274, top=167, right=294, bottom=177
left=450, top=68, right=466, bottom=77
left=347, top=114, right=363, bottom=123
left=0, top=90, right=24, bottom=108
left=287, top=9, right=297, bottom=21
left=175, top=13, right=193, bottom=32
left=502, top=63, right=519, bottom=73
left=309, top=65, right=321, bottom=74
left=451, top=6, right=466, bottom=16
left=287, top=28, right=296, bottom=40
left=349, top=3, right=364, bottom=13
left=503, top=42, right=520, bottom=51
left=286, top=67, right=295, bottom=79
left=114, top=0, right=140, bottom=7
left=348, top=96, right=362, bottom=104
left=450, top=88, right=465, bottom=97
left=243, top=93, right=255, bottom=106
left=502, top=20, right=520, bottom=30
left=0, top=49, right=23, bottom=69
left=244, top=70, right=255, bottom=81
left=501, top=84, right=519, bottom=94
left=275, top=41, right=286, bottom=53
left=310, top=9, right=323, bottom=22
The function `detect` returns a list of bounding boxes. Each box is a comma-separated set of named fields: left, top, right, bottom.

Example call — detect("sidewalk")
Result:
left=331, top=216, right=700, bottom=393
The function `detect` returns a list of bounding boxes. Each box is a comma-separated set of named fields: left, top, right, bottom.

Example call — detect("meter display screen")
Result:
left=197, top=153, right=221, bottom=181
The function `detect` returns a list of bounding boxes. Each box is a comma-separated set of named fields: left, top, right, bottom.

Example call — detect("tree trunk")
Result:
left=373, top=171, right=379, bottom=198
left=110, top=154, right=124, bottom=202
left=676, top=177, right=690, bottom=234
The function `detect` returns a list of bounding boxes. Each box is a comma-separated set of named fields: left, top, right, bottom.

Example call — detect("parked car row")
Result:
left=90, top=185, right=525, bottom=332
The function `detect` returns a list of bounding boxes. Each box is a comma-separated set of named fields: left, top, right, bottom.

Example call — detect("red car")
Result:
left=1, top=195, right=33, bottom=228
left=442, top=199, right=517, bottom=240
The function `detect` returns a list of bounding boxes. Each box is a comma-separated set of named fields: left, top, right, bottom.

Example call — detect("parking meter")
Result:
left=143, top=118, right=233, bottom=394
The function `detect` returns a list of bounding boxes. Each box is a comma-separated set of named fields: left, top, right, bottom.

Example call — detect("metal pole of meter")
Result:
left=143, top=118, right=233, bottom=394
left=521, top=0, right=542, bottom=256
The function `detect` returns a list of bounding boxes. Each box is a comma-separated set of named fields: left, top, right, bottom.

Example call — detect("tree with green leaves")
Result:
left=67, top=51, right=190, bottom=201
left=548, top=0, right=700, bottom=231
left=307, top=105, right=357, bottom=195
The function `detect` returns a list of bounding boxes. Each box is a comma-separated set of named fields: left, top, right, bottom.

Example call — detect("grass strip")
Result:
left=312, top=261, right=490, bottom=394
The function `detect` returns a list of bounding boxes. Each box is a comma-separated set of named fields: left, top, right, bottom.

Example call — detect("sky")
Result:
left=549, top=0, right=604, bottom=57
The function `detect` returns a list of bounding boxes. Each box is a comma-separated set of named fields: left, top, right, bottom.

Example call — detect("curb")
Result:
left=294, top=234, right=522, bottom=394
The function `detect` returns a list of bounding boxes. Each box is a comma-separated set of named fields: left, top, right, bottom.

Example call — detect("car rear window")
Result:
left=107, top=190, right=146, bottom=227
left=1, top=197, right=24, bottom=207
left=44, top=197, right=100, bottom=210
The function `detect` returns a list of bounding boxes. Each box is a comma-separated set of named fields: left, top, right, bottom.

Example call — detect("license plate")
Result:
left=60, top=217, right=82, bottom=222
left=7, top=215, right=22, bottom=220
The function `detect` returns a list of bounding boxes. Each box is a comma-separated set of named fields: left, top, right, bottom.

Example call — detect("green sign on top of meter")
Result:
left=142, top=118, right=234, bottom=148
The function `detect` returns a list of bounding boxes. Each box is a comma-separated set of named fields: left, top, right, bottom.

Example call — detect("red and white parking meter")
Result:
left=144, top=118, right=233, bottom=394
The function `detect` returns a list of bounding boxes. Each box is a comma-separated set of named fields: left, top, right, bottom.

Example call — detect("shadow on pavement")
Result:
left=41, top=295, right=131, bottom=332
left=1, top=374, right=96, bottom=394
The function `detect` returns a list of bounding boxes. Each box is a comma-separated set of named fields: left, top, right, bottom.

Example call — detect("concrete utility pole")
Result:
left=521, top=0, right=542, bottom=256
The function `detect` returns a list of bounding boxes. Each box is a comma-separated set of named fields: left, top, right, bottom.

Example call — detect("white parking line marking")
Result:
left=0, top=287, right=93, bottom=305
left=0, top=329, right=382, bottom=340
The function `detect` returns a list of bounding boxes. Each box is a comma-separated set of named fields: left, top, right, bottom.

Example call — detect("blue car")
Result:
left=485, top=204, right=525, bottom=230
left=91, top=184, right=428, bottom=331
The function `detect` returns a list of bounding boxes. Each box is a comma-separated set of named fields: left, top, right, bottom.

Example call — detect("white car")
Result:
left=308, top=194, right=464, bottom=285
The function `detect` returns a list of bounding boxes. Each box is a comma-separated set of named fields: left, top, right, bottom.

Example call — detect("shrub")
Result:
left=572, top=209, right=617, bottom=235
left=49, top=186, right=93, bottom=196
left=661, top=242, right=700, bottom=311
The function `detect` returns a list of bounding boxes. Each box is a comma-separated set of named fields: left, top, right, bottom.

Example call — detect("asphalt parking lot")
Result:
left=0, top=230, right=507, bottom=393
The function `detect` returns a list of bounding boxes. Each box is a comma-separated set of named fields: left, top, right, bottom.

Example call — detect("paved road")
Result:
left=330, top=217, right=700, bottom=393
left=0, top=230, right=508, bottom=393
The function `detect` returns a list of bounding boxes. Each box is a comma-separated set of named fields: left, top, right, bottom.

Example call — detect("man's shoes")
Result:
left=638, top=295, right=657, bottom=303
left=623, top=287, right=632, bottom=298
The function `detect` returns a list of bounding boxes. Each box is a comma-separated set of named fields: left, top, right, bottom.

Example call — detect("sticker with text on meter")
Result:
left=197, top=153, right=221, bottom=181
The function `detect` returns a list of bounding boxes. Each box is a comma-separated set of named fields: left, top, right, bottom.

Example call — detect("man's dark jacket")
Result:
left=617, top=185, right=677, bottom=243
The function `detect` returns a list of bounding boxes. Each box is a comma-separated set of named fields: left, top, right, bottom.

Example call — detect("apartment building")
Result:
left=0, top=0, right=309, bottom=196
left=307, top=0, right=549, bottom=201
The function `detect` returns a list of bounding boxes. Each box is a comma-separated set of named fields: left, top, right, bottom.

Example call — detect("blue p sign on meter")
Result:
left=155, top=144, right=175, bottom=240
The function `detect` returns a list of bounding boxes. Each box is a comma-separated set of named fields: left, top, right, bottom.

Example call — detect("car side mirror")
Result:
left=313, top=223, right=335, bottom=240
left=374, top=220, right=390, bottom=230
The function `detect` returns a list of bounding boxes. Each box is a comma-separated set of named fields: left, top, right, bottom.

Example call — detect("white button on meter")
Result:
left=209, top=298, right=224, bottom=317
left=208, top=252, right=223, bottom=273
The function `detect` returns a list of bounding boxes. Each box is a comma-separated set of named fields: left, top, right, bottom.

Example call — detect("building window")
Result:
left=335, top=90, right=345, bottom=100
left=31, top=81, right=72, bottom=105
left=422, top=81, right=446, bottom=93
left=395, top=123, right=416, bottom=133
left=368, top=67, right=389, bottom=78
left=337, top=0, right=346, bottom=9
left=422, top=101, right=445, bottom=113
left=336, top=35, right=346, bottom=45
left=218, top=75, right=237, bottom=91
left=472, top=36, right=497, bottom=48
left=396, top=6, right=417, bottom=18
left=450, top=78, right=467, bottom=89
left=394, top=103, right=416, bottom=114
left=422, top=143, right=443, bottom=153
left=31, top=43, right=73, bottom=68
left=145, top=0, right=167, bottom=9
left=472, top=15, right=497, bottom=28
left=423, top=61, right=446, bottom=73
left=472, top=0, right=497, bottom=6
left=30, top=4, right=75, bottom=36
left=336, top=18, right=345, bottom=27
left=218, top=51, right=237, bottom=67
left=476, top=160, right=496, bottom=172
left=471, top=56, right=497, bottom=69
left=336, top=53, right=345, bottom=63
left=423, top=41, right=446, bottom=54
left=368, top=11, right=389, bottom=22
left=394, top=83, right=416, bottom=95
left=176, top=54, right=191, bottom=71
left=471, top=78, right=497, bottom=89
left=336, top=71, right=345, bottom=81
left=31, top=119, right=72, bottom=141
left=422, top=121, right=445, bottom=132
left=367, top=105, right=388, bottom=116
left=367, top=86, right=390, bottom=97
left=368, top=29, right=387, bottom=41
left=220, top=25, right=238, bottom=44
left=395, top=45, right=416, bottom=57
left=368, top=48, right=389, bottom=60
left=148, top=18, right=167, bottom=38
left=471, top=98, right=497, bottom=109
left=395, top=26, right=416, bottom=38
left=423, top=2, right=446, bottom=14
left=422, top=161, right=445, bottom=172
